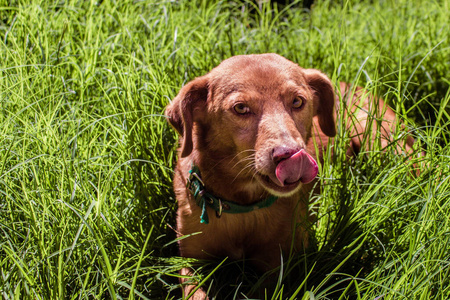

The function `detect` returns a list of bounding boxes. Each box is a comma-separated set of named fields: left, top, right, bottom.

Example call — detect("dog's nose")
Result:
left=272, top=146, right=300, bottom=165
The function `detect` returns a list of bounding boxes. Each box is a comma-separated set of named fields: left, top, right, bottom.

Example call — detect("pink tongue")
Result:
left=275, top=149, right=318, bottom=186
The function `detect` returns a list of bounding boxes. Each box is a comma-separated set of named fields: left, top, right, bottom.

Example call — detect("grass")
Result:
left=0, top=0, right=449, bottom=299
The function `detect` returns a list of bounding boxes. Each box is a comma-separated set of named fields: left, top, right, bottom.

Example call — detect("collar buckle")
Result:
left=187, top=169, right=205, bottom=189
left=216, top=199, right=223, bottom=218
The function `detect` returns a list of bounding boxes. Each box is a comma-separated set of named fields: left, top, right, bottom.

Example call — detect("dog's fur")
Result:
left=165, top=53, right=413, bottom=299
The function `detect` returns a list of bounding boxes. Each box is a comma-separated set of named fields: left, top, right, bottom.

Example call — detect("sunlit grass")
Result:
left=0, top=0, right=449, bottom=299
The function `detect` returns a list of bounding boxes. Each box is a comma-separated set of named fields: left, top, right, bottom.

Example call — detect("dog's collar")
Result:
left=187, top=164, right=278, bottom=224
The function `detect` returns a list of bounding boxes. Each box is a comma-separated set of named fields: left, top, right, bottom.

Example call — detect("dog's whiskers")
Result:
left=209, top=149, right=256, bottom=170
left=231, top=160, right=257, bottom=183
left=231, top=155, right=255, bottom=170
left=228, top=150, right=255, bottom=168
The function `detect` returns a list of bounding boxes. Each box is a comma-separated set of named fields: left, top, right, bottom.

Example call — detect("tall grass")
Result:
left=0, top=0, right=449, bottom=299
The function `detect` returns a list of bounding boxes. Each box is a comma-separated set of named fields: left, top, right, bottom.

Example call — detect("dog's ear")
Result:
left=303, top=69, right=336, bottom=137
left=165, top=75, right=209, bottom=157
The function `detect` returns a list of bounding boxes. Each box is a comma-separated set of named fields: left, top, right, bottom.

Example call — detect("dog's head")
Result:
left=166, top=54, right=336, bottom=196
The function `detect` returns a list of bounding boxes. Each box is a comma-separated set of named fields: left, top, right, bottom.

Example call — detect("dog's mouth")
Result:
left=257, top=173, right=302, bottom=195
left=256, top=149, right=319, bottom=196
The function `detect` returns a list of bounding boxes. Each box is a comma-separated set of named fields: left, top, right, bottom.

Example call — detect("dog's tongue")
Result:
left=275, top=149, right=318, bottom=186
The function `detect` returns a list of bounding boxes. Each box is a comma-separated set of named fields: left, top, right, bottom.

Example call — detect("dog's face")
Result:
left=166, top=54, right=336, bottom=197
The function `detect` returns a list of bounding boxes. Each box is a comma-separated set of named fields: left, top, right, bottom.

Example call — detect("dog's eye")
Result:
left=293, top=96, right=304, bottom=109
left=233, top=103, right=251, bottom=115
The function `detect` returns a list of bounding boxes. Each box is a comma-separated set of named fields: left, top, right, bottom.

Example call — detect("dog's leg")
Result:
left=339, top=83, right=415, bottom=156
left=180, top=267, right=209, bottom=300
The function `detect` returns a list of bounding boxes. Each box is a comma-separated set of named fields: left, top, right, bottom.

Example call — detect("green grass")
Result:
left=0, top=0, right=449, bottom=299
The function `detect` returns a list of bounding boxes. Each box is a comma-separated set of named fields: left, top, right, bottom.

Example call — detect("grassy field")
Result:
left=1, top=0, right=449, bottom=299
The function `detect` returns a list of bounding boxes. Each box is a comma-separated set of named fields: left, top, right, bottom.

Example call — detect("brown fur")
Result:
left=165, top=54, right=413, bottom=299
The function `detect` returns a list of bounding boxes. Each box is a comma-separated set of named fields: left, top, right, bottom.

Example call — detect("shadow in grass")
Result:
left=186, top=222, right=370, bottom=299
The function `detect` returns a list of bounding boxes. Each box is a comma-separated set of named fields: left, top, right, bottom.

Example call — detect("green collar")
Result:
left=186, top=164, right=278, bottom=224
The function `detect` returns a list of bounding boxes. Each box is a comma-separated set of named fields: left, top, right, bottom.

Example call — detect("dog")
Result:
left=165, top=53, right=414, bottom=299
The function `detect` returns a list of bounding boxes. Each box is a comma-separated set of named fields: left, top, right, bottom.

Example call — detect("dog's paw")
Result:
left=183, top=285, right=209, bottom=300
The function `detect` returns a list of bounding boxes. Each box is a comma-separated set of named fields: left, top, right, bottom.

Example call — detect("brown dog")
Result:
left=165, top=53, right=413, bottom=299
